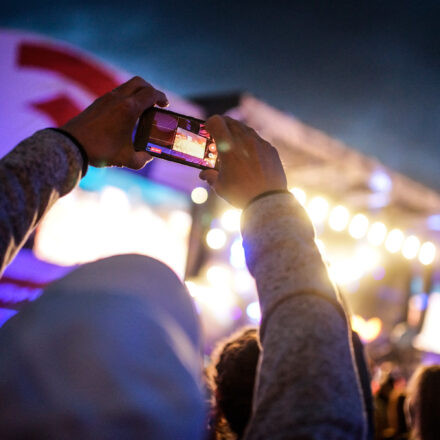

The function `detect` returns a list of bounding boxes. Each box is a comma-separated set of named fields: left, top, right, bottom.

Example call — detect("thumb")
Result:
left=199, top=169, right=218, bottom=186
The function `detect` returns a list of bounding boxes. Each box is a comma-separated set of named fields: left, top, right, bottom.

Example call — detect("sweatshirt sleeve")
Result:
left=241, top=193, right=366, bottom=440
left=0, top=129, right=83, bottom=275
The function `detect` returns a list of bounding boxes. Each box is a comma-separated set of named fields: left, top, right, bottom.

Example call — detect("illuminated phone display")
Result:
left=135, top=108, right=218, bottom=169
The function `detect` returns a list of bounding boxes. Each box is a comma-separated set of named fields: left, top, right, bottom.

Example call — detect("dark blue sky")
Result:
left=2, top=0, right=439, bottom=190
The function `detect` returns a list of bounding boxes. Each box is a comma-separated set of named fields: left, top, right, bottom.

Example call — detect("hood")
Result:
left=0, top=254, right=205, bottom=439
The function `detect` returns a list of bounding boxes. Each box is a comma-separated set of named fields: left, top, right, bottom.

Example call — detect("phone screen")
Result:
left=136, top=108, right=218, bottom=169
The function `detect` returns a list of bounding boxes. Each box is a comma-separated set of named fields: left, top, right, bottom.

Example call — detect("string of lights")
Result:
left=193, top=184, right=437, bottom=267
left=187, top=183, right=438, bottom=344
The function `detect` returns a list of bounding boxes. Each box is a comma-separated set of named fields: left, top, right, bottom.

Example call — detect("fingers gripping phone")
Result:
left=134, top=107, right=218, bottom=170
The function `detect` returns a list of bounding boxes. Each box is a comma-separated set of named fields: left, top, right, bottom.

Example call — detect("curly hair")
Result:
left=207, top=327, right=260, bottom=440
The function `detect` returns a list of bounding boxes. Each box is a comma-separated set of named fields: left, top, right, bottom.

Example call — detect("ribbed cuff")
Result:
left=49, top=128, right=89, bottom=177
left=243, top=189, right=292, bottom=213
left=259, top=289, right=348, bottom=338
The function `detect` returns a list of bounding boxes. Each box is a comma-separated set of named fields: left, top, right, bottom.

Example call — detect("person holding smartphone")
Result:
left=200, top=115, right=366, bottom=439
left=0, top=76, right=167, bottom=276
left=0, top=76, right=365, bottom=439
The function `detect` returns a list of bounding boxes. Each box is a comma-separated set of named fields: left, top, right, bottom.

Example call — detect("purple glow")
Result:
left=0, top=308, right=17, bottom=327
left=372, top=266, right=386, bottom=281
left=369, top=170, right=392, bottom=193
left=422, top=351, right=440, bottom=365
left=231, top=306, right=243, bottom=321
left=194, top=301, right=202, bottom=315
left=412, top=293, right=429, bottom=311
left=246, top=301, right=261, bottom=323
left=0, top=249, right=76, bottom=327
left=427, top=214, right=440, bottom=231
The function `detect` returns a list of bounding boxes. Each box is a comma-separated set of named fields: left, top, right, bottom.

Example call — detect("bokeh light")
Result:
left=206, top=228, right=227, bottom=250
left=419, top=241, right=436, bottom=265
left=206, top=265, right=232, bottom=287
left=221, top=208, right=242, bottom=231
left=191, top=187, right=208, bottom=204
left=328, top=259, right=363, bottom=286
left=367, top=221, right=387, bottom=246
left=329, top=205, right=350, bottom=232
left=246, top=301, right=261, bottom=322
left=233, top=269, right=255, bottom=296
left=348, top=214, right=369, bottom=239
left=230, top=237, right=246, bottom=269
left=355, top=245, right=381, bottom=271
left=167, top=210, right=192, bottom=237
left=35, top=186, right=189, bottom=277
left=372, top=266, right=386, bottom=281
left=402, top=235, right=421, bottom=260
left=369, top=170, right=392, bottom=193
left=385, top=229, right=405, bottom=253
left=427, top=215, right=440, bottom=231
left=306, top=196, right=329, bottom=224
left=185, top=281, right=236, bottom=325
left=289, top=187, right=307, bottom=206
left=351, top=315, right=382, bottom=343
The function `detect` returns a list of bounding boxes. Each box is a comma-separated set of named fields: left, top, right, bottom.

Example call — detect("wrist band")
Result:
left=244, top=189, right=293, bottom=212
left=49, top=128, right=89, bottom=177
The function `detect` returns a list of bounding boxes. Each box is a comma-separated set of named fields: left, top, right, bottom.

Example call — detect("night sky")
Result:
left=1, top=0, right=439, bottom=191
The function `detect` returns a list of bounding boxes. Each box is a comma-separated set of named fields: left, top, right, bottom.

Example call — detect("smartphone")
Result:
left=134, top=107, right=218, bottom=170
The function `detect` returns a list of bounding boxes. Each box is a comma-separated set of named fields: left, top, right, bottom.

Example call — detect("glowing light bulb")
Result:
left=289, top=187, right=307, bottom=206
left=221, top=209, right=242, bottom=231
left=306, top=196, right=329, bottom=224
left=329, top=205, right=350, bottom=232
left=349, top=214, right=369, bottom=239
left=419, top=242, right=436, bottom=265
left=402, top=235, right=421, bottom=260
left=367, top=222, right=387, bottom=246
left=385, top=229, right=404, bottom=253
left=206, top=228, right=227, bottom=249
left=191, top=187, right=208, bottom=204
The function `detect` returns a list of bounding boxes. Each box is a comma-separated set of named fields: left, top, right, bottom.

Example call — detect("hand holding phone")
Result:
left=199, top=116, right=287, bottom=208
left=61, top=76, right=168, bottom=169
left=134, top=108, right=218, bottom=170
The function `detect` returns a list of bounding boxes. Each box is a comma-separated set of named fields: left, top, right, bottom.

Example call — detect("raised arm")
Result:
left=0, top=130, right=83, bottom=275
left=0, top=77, right=167, bottom=275
left=201, top=116, right=366, bottom=440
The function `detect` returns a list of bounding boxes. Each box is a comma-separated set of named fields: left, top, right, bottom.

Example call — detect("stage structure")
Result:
left=188, top=93, right=440, bottom=355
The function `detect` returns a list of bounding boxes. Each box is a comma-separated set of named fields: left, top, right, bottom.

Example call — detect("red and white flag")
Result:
left=0, top=28, right=203, bottom=157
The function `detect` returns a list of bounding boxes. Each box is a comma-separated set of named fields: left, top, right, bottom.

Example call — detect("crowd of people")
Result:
left=0, top=76, right=438, bottom=439
left=206, top=327, right=440, bottom=440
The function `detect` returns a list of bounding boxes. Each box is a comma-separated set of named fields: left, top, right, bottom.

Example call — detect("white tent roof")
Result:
left=235, top=94, right=440, bottom=237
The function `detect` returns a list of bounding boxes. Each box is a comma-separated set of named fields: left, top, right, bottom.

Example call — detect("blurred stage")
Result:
left=1, top=29, right=439, bottom=363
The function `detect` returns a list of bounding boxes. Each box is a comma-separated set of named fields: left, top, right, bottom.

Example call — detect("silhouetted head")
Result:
left=406, top=364, right=440, bottom=440
left=0, top=254, right=205, bottom=440
left=207, top=327, right=260, bottom=440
